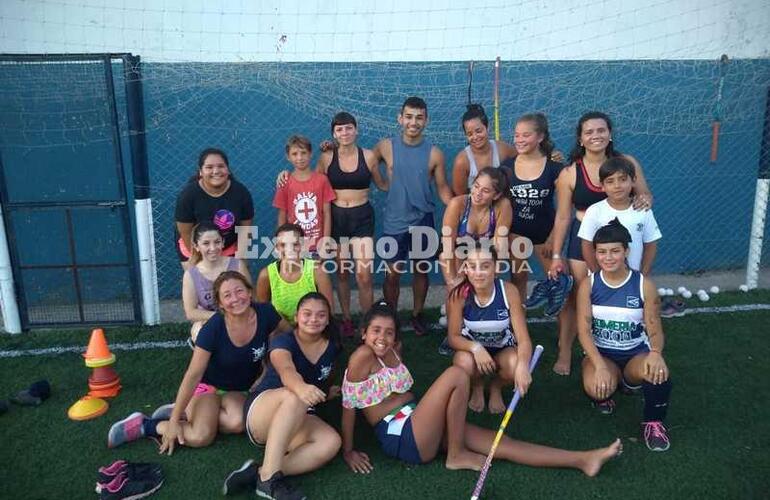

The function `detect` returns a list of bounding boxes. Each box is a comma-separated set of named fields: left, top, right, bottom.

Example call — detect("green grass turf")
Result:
left=1, top=291, right=769, bottom=499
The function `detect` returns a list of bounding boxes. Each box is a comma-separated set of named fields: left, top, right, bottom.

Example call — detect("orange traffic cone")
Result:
left=83, top=328, right=116, bottom=368
left=88, top=365, right=121, bottom=397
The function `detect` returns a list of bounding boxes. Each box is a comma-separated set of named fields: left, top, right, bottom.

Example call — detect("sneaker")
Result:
left=222, top=459, right=257, bottom=496
left=660, top=297, right=686, bottom=318
left=255, top=471, right=306, bottom=500
left=544, top=274, right=574, bottom=317
left=96, top=462, right=162, bottom=493
left=591, top=398, right=616, bottom=415
left=150, top=403, right=186, bottom=421
left=107, top=412, right=147, bottom=448
left=437, top=337, right=454, bottom=356
left=410, top=313, right=431, bottom=336
left=99, top=470, right=164, bottom=500
left=525, top=279, right=553, bottom=309
left=642, top=421, right=671, bottom=452
left=340, top=319, right=356, bottom=338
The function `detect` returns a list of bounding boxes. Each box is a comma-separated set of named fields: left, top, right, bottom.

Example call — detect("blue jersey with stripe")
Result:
left=462, top=279, right=515, bottom=349
left=590, top=270, right=649, bottom=355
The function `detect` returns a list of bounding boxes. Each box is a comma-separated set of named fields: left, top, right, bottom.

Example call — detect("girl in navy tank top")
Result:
left=446, top=243, right=533, bottom=415
left=547, top=111, right=655, bottom=376
left=576, top=219, right=672, bottom=452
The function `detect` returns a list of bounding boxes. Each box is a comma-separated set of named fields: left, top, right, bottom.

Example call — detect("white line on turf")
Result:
left=1, top=303, right=769, bottom=359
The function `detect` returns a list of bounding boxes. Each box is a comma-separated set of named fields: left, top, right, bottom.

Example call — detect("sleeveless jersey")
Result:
left=461, top=279, right=515, bottom=349
left=188, top=257, right=241, bottom=311
left=590, top=270, right=649, bottom=355
left=464, top=140, right=501, bottom=188
left=573, top=158, right=606, bottom=211
left=457, top=195, right=496, bottom=240
left=383, top=136, right=434, bottom=234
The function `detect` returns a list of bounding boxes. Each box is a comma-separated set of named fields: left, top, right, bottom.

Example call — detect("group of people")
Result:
left=105, top=97, right=673, bottom=499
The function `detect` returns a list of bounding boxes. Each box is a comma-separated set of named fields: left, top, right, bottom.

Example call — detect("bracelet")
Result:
left=470, top=342, right=482, bottom=354
left=650, top=348, right=661, bottom=353
left=552, top=253, right=562, bottom=259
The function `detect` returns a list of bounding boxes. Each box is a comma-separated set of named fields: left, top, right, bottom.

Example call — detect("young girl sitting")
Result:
left=447, top=243, right=532, bottom=414
left=341, top=301, right=622, bottom=476
left=222, top=292, right=342, bottom=499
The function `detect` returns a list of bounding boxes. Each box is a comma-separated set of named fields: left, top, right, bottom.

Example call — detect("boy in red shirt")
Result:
left=273, top=135, right=336, bottom=255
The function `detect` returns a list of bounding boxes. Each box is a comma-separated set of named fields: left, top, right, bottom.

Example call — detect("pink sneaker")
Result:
left=107, top=412, right=147, bottom=448
left=642, top=421, right=671, bottom=451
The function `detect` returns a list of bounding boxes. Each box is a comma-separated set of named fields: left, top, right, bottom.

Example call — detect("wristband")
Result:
left=470, top=342, right=482, bottom=354
left=552, top=253, right=562, bottom=259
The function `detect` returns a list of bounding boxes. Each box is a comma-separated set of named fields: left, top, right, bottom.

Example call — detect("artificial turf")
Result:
left=1, top=290, right=769, bottom=499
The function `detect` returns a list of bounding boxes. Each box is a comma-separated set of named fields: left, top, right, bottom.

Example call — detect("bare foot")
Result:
left=468, top=382, right=485, bottom=413
left=445, top=450, right=487, bottom=471
left=580, top=438, right=623, bottom=477
left=552, top=354, right=571, bottom=376
left=487, top=387, right=506, bottom=414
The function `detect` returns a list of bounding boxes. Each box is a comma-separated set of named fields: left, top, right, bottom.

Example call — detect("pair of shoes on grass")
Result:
left=223, top=459, right=306, bottom=499
left=9, top=380, right=51, bottom=406
left=590, top=399, right=671, bottom=452
left=96, top=460, right=163, bottom=499
left=525, top=275, right=574, bottom=317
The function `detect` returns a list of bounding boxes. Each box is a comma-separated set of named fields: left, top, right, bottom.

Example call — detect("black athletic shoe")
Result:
left=96, top=461, right=162, bottom=493
left=99, top=470, right=164, bottom=500
left=255, top=471, right=306, bottom=500
left=222, top=459, right=257, bottom=496
left=437, top=337, right=454, bottom=356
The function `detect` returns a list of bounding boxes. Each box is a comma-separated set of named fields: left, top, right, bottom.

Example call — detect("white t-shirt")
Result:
left=577, top=199, right=662, bottom=271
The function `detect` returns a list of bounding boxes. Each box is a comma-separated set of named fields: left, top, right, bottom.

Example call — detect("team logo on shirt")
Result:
left=496, top=309, right=509, bottom=320
left=636, top=222, right=644, bottom=233
left=213, top=209, right=235, bottom=231
left=292, top=192, right=318, bottom=231
left=626, top=296, right=640, bottom=308
left=318, top=365, right=332, bottom=381
left=251, top=346, right=266, bottom=362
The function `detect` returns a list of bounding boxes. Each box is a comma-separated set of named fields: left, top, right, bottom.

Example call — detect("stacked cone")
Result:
left=84, top=328, right=121, bottom=398
left=68, top=328, right=120, bottom=421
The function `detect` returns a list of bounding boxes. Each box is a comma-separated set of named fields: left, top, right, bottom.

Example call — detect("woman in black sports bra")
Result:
left=318, top=112, right=389, bottom=337
left=547, top=111, right=654, bottom=375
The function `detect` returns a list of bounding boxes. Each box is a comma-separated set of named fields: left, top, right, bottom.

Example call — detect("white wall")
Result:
left=1, top=0, right=768, bottom=62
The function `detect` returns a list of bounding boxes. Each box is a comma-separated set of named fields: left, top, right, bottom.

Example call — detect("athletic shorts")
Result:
left=331, top=202, right=375, bottom=239
left=374, top=401, right=423, bottom=465
left=597, top=344, right=650, bottom=371
left=567, top=218, right=583, bottom=261
left=511, top=219, right=553, bottom=246
left=177, top=237, right=236, bottom=262
left=242, top=388, right=317, bottom=446
left=383, top=212, right=436, bottom=264
left=461, top=333, right=516, bottom=357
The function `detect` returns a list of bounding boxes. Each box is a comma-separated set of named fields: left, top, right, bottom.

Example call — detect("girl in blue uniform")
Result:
left=222, top=292, right=342, bottom=499
left=447, top=243, right=533, bottom=414
left=577, top=219, right=672, bottom=452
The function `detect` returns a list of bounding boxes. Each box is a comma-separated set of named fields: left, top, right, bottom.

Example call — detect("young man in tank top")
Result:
left=370, top=97, right=454, bottom=335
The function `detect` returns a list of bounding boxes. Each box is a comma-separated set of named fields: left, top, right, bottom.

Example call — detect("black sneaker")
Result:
left=256, top=471, right=306, bottom=500
left=591, top=398, right=616, bottom=415
left=411, top=313, right=431, bottom=336
left=222, top=459, right=257, bottom=496
left=437, top=337, right=454, bottom=356
left=99, top=470, right=164, bottom=499
left=96, top=461, right=162, bottom=493
left=525, top=279, right=553, bottom=309
left=642, top=421, right=671, bottom=452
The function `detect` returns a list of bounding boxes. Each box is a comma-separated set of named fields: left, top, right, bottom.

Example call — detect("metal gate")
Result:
left=0, top=54, right=142, bottom=328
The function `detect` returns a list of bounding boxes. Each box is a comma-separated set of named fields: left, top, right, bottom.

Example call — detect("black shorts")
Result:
left=331, top=202, right=375, bottom=239
left=567, top=218, right=583, bottom=261
left=511, top=218, right=553, bottom=246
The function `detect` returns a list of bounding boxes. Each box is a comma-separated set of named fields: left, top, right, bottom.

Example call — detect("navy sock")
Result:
left=642, top=378, right=672, bottom=421
left=142, top=418, right=162, bottom=438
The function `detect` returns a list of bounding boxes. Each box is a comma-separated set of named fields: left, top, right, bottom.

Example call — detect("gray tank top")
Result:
left=383, top=136, right=434, bottom=234
left=464, top=140, right=501, bottom=188
left=189, top=257, right=241, bottom=310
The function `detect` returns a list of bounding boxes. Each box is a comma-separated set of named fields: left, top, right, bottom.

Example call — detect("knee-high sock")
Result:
left=642, top=379, right=672, bottom=422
